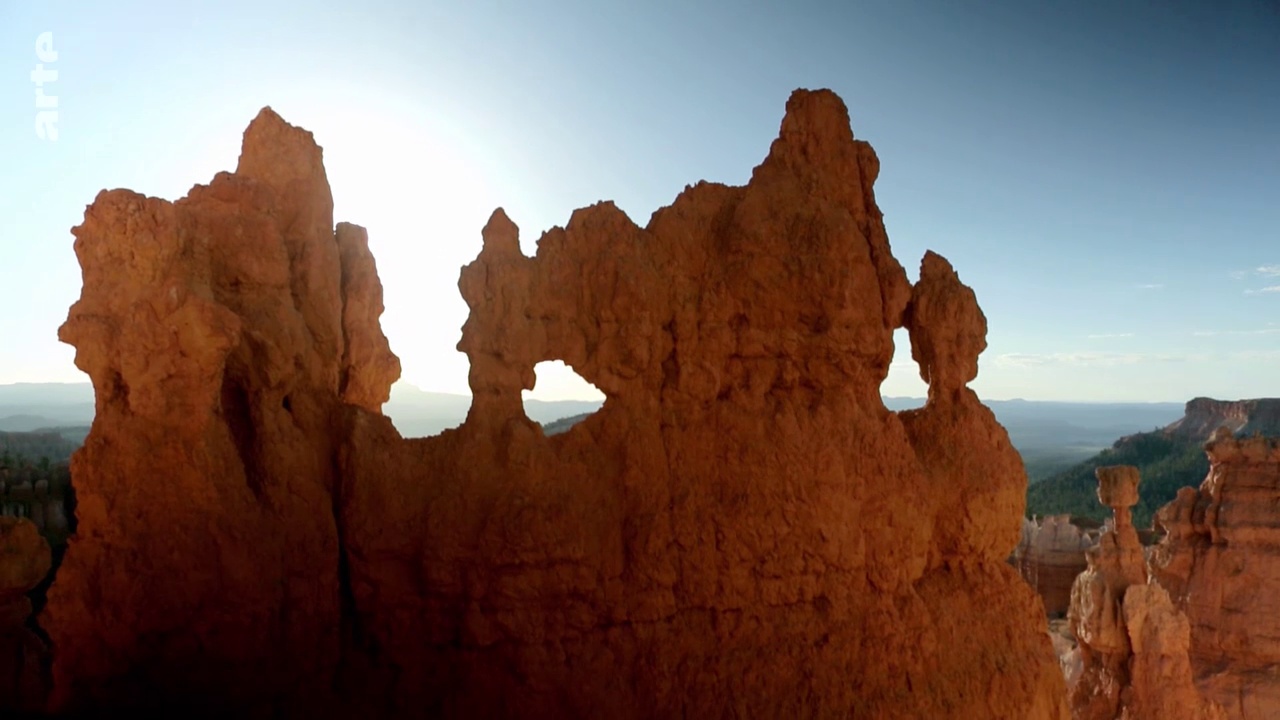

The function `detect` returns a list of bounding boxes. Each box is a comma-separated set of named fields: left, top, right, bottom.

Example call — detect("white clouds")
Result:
left=1192, top=328, right=1280, bottom=336
left=993, top=352, right=1179, bottom=368
left=1087, top=333, right=1135, bottom=339
left=992, top=353, right=1057, bottom=368
left=1135, top=283, right=1163, bottom=290
left=1235, top=350, right=1280, bottom=362
left=993, top=348, right=1277, bottom=369
left=1234, top=265, right=1280, bottom=293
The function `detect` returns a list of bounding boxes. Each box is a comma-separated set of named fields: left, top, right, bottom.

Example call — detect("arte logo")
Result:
left=32, top=32, right=58, bottom=141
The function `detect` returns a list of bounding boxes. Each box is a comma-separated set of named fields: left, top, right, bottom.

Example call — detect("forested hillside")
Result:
left=0, top=427, right=84, bottom=464
left=1027, top=398, right=1280, bottom=528
left=1025, top=431, right=1207, bottom=528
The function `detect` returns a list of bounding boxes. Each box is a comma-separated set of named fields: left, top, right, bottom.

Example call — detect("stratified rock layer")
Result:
left=1164, top=399, right=1280, bottom=442
left=1150, top=431, right=1280, bottom=719
left=46, top=90, right=1065, bottom=717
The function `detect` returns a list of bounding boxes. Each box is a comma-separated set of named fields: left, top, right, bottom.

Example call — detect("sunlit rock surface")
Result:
left=1069, top=465, right=1225, bottom=720
left=1150, top=431, right=1280, bottom=720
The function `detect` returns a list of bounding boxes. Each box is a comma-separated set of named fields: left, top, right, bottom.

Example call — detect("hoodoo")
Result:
left=1068, top=465, right=1225, bottom=720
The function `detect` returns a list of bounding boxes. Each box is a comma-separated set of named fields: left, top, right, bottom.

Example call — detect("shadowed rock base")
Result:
left=0, top=518, right=51, bottom=715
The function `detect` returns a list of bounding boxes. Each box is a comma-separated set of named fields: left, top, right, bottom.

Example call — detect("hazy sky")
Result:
left=1, top=1, right=1277, bottom=403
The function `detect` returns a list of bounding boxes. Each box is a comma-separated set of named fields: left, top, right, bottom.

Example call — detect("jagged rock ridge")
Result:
left=41, top=90, right=1066, bottom=717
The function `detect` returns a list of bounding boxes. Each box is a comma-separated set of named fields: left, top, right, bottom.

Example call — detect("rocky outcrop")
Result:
left=1164, top=398, right=1280, bottom=442
left=1149, top=430, right=1280, bottom=719
left=1068, top=466, right=1225, bottom=720
left=45, top=89, right=1066, bottom=717
left=1014, top=515, right=1100, bottom=616
left=0, top=517, right=52, bottom=714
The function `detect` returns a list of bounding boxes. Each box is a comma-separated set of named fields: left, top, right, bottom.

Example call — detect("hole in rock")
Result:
left=382, top=379, right=472, bottom=439
left=882, top=328, right=928, bottom=411
left=522, top=361, right=605, bottom=436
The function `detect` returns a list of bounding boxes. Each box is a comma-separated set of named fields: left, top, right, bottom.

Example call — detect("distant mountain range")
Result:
left=0, top=383, right=96, bottom=432
left=0, top=381, right=1188, bottom=481
left=1026, top=397, right=1280, bottom=528
left=384, top=382, right=604, bottom=438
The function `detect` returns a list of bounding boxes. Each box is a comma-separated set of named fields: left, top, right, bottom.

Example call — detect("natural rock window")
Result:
left=883, top=327, right=928, bottom=407
left=521, top=360, right=604, bottom=435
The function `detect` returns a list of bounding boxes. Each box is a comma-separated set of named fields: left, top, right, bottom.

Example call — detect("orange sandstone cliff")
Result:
left=1163, top=399, right=1280, bottom=442
left=43, top=89, right=1066, bottom=717
left=1149, top=430, right=1280, bottom=719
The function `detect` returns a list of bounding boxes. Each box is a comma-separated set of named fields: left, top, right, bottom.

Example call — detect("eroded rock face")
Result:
left=47, top=89, right=1065, bottom=717
left=339, top=90, right=1065, bottom=718
left=45, top=108, right=399, bottom=714
left=1149, top=431, right=1280, bottom=719
left=1068, top=465, right=1225, bottom=720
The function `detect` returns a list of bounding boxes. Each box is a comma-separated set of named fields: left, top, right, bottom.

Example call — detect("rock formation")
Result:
left=1068, top=466, right=1225, bottom=720
left=1163, top=398, right=1280, bottom=442
left=1014, top=515, right=1100, bottom=616
left=45, top=108, right=399, bottom=715
left=0, top=517, right=52, bottom=713
left=44, top=89, right=1066, bottom=717
left=1148, top=430, right=1280, bottom=719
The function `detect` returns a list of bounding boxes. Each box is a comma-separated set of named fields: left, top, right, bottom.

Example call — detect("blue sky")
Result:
left=0, top=0, right=1277, bottom=402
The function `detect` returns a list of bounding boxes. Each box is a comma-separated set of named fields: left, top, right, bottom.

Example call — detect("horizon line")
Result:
left=0, top=379, right=1243, bottom=406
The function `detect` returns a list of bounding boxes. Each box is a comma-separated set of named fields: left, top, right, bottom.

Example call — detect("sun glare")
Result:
left=299, top=99, right=507, bottom=397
